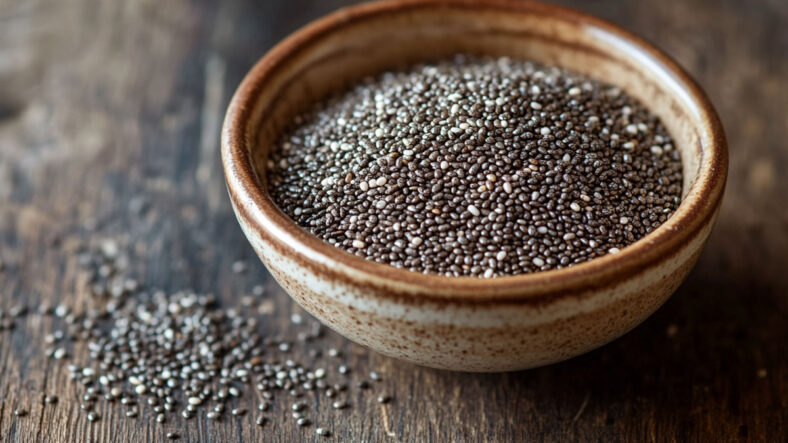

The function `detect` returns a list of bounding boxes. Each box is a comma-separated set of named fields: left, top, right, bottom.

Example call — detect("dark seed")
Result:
left=43, top=241, right=399, bottom=438
left=267, top=55, right=682, bottom=277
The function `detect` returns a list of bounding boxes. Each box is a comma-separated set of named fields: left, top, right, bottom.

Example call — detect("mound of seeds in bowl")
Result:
left=268, top=55, right=682, bottom=277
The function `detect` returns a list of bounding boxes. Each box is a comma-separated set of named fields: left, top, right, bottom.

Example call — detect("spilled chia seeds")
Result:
left=6, top=238, right=392, bottom=438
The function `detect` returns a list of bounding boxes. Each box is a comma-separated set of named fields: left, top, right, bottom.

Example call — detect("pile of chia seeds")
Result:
left=9, top=239, right=391, bottom=439
left=268, top=55, right=682, bottom=277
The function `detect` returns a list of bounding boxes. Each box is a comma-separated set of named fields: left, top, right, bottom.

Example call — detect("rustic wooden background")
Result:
left=0, top=0, right=785, bottom=441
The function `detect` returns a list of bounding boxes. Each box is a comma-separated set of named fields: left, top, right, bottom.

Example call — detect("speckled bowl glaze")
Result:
left=221, top=0, right=727, bottom=372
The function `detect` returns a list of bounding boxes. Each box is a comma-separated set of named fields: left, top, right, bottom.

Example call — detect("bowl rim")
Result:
left=221, top=0, right=728, bottom=304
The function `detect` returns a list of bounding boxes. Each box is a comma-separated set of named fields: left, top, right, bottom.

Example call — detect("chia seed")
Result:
left=268, top=55, right=682, bottom=277
left=331, top=400, right=347, bottom=410
left=30, top=240, right=391, bottom=436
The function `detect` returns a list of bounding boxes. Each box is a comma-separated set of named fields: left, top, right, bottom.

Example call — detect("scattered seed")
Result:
left=231, top=260, right=248, bottom=273
left=37, top=240, right=400, bottom=437
left=332, top=400, right=347, bottom=410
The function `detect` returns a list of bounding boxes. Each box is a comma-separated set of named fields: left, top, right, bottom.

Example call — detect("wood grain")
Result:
left=0, top=0, right=785, bottom=441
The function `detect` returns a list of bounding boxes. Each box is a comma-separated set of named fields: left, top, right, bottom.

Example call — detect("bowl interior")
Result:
left=245, top=2, right=708, bottom=201
left=225, top=0, right=724, bottom=295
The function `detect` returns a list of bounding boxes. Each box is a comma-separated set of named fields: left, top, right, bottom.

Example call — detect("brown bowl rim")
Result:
left=221, top=0, right=728, bottom=304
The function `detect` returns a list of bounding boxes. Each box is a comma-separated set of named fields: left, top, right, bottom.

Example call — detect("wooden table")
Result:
left=1, top=0, right=785, bottom=441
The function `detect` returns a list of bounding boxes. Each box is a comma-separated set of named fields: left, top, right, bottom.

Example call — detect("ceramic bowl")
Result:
left=221, top=0, right=727, bottom=371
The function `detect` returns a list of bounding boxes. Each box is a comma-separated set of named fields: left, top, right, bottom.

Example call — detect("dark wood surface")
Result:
left=0, top=0, right=786, bottom=441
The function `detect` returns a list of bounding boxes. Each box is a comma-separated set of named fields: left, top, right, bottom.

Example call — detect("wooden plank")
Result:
left=0, top=0, right=785, bottom=441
